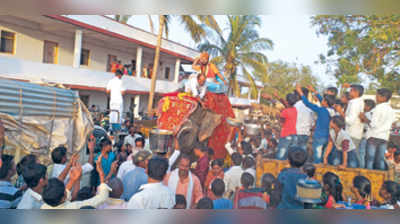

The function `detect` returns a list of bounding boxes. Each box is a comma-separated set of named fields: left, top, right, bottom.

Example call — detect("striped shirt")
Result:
left=0, top=181, right=23, bottom=209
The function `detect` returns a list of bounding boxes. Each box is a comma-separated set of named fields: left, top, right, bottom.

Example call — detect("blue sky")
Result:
left=127, top=15, right=337, bottom=87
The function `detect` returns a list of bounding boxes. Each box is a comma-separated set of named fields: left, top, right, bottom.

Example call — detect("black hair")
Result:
left=135, top=137, right=145, bottom=147
left=364, top=99, right=376, bottom=110
left=377, top=88, right=392, bottom=102
left=22, top=163, right=47, bottom=188
left=211, top=159, right=224, bottom=168
left=334, top=99, right=344, bottom=108
left=301, top=87, right=310, bottom=98
left=0, top=155, right=14, bottom=179
left=17, top=155, right=37, bottom=176
left=100, top=138, right=112, bottom=149
left=353, top=176, right=371, bottom=199
left=42, top=178, right=65, bottom=207
left=76, top=187, right=95, bottom=201
left=115, top=69, right=123, bottom=76
left=147, top=157, right=169, bottom=181
left=261, top=173, right=282, bottom=208
left=231, top=152, right=243, bottom=166
left=323, top=172, right=343, bottom=202
left=242, top=156, right=255, bottom=170
left=323, top=95, right=336, bottom=107
left=351, top=84, right=364, bottom=97
left=331, top=115, right=346, bottom=129
left=343, top=91, right=350, bottom=100
left=194, top=142, right=208, bottom=153
left=286, top=93, right=297, bottom=107
left=241, top=141, right=253, bottom=155
left=381, top=181, right=400, bottom=205
left=51, top=146, right=67, bottom=164
left=288, top=147, right=307, bottom=168
left=241, top=172, right=254, bottom=189
left=270, top=138, right=278, bottom=147
left=211, top=178, right=225, bottom=197
left=327, top=87, right=338, bottom=96
left=196, top=197, right=214, bottom=209
left=303, top=163, right=316, bottom=178
left=175, top=194, right=187, bottom=208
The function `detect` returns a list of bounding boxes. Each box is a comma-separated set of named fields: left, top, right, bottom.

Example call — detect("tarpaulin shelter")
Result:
left=0, top=78, right=93, bottom=164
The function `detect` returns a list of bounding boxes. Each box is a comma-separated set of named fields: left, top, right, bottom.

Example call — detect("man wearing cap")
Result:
left=121, top=150, right=152, bottom=201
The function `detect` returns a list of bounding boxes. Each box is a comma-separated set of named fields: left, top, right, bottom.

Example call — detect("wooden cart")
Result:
left=256, top=158, right=394, bottom=201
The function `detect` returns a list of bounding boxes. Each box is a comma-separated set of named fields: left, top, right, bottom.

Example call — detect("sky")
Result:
left=127, top=15, right=337, bottom=87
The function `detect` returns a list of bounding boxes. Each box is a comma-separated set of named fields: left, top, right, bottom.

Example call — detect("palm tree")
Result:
left=197, top=16, right=273, bottom=98
left=147, top=15, right=221, bottom=113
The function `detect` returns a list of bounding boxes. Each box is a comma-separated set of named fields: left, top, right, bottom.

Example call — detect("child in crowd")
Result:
left=351, top=176, right=371, bottom=208
left=277, top=147, right=307, bottom=209
left=321, top=172, right=345, bottom=209
left=385, top=143, right=400, bottom=184
left=193, top=144, right=210, bottom=187
left=211, top=178, right=233, bottom=209
left=173, top=194, right=187, bottom=209
left=364, top=88, right=396, bottom=170
left=234, top=172, right=267, bottom=209
left=302, top=163, right=316, bottom=181
left=324, top=116, right=359, bottom=168
left=261, top=173, right=282, bottom=208
left=358, top=99, right=376, bottom=168
left=259, top=138, right=278, bottom=159
left=296, top=85, right=335, bottom=164
left=276, top=93, right=298, bottom=160
left=205, top=159, right=224, bottom=200
left=333, top=99, right=346, bottom=118
left=17, top=163, right=48, bottom=209
left=379, top=181, right=400, bottom=209
left=15, top=155, right=38, bottom=189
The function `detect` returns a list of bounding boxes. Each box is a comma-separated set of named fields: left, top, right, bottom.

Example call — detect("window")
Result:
left=43, top=40, right=58, bottom=64
left=0, top=30, right=15, bottom=54
left=80, top=48, right=90, bottom=66
left=164, top=67, right=170, bottom=80
left=107, top=54, right=117, bottom=72
left=80, top=95, right=90, bottom=107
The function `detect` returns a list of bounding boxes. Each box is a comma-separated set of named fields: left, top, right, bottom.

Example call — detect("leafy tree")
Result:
left=312, top=15, right=400, bottom=92
left=197, top=16, right=273, bottom=97
left=255, top=61, right=319, bottom=100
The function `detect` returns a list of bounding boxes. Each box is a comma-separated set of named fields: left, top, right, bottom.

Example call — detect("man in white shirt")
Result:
left=294, top=88, right=315, bottom=152
left=363, top=88, right=396, bottom=170
left=185, top=73, right=207, bottom=100
left=127, top=157, right=175, bottom=209
left=107, top=70, right=126, bottom=125
left=17, top=163, right=48, bottom=209
left=223, top=152, right=243, bottom=200
left=345, top=84, right=365, bottom=165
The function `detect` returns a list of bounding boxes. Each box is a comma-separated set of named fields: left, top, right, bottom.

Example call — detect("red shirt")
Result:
left=193, top=155, right=209, bottom=187
left=280, top=107, right=297, bottom=138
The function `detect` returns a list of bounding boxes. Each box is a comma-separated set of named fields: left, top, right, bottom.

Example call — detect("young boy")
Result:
left=211, top=178, right=233, bottom=209
left=364, top=88, right=396, bottom=170
left=193, top=144, right=210, bottom=187
left=276, top=93, right=298, bottom=160
left=302, top=163, right=316, bottom=180
left=277, top=147, right=307, bottom=209
left=324, top=115, right=358, bottom=168
left=345, top=84, right=365, bottom=165
left=358, top=99, right=376, bottom=168
left=17, top=163, right=48, bottom=209
left=234, top=172, right=267, bottom=209
left=296, top=85, right=335, bottom=164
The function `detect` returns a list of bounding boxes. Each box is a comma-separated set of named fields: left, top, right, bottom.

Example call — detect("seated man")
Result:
left=185, top=72, right=207, bottom=101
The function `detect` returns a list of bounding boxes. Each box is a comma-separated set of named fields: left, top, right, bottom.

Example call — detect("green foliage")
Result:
left=312, top=15, right=400, bottom=92
left=255, top=61, right=319, bottom=98
left=197, top=16, right=273, bottom=97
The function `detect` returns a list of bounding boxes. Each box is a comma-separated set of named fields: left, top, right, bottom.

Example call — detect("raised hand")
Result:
left=69, top=164, right=82, bottom=182
left=307, top=85, right=316, bottom=93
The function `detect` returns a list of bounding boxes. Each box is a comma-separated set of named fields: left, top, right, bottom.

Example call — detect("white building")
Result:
left=0, top=15, right=261, bottom=120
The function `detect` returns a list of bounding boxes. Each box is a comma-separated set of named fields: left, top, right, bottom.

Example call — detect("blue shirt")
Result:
left=95, top=151, right=116, bottom=177
left=121, top=167, right=148, bottom=201
left=213, top=198, right=233, bottom=210
left=0, top=181, right=23, bottom=209
left=301, top=96, right=331, bottom=139
left=277, top=168, right=307, bottom=209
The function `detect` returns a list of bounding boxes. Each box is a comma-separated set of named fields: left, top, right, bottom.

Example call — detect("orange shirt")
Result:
left=195, top=63, right=219, bottom=79
left=163, top=172, right=204, bottom=208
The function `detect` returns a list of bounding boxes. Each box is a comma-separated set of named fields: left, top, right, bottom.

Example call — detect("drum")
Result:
left=149, top=129, right=174, bottom=153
